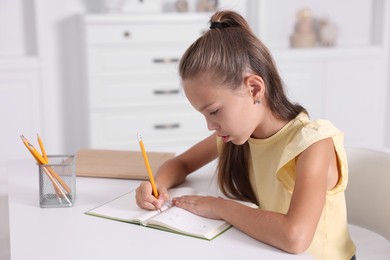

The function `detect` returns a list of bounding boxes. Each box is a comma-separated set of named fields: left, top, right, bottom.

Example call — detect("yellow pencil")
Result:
left=21, top=136, right=61, bottom=197
left=37, top=134, right=48, bottom=162
left=20, top=135, right=72, bottom=204
left=21, top=135, right=48, bottom=164
left=20, top=135, right=72, bottom=194
left=137, top=133, right=159, bottom=198
left=21, top=136, right=41, bottom=162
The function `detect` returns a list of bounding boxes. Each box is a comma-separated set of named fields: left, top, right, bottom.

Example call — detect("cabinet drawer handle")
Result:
left=154, top=123, right=180, bottom=130
left=123, top=31, right=131, bottom=38
left=153, top=58, right=179, bottom=64
left=153, top=89, right=180, bottom=95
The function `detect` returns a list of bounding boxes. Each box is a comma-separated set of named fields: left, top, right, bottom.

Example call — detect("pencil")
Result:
left=37, top=134, right=48, bottom=162
left=20, top=135, right=72, bottom=194
left=137, top=133, right=159, bottom=198
left=20, top=135, right=72, bottom=203
left=41, top=165, right=72, bottom=205
left=21, top=135, right=48, bottom=164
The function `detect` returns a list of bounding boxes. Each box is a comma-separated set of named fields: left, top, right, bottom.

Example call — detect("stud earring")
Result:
left=254, top=100, right=261, bottom=105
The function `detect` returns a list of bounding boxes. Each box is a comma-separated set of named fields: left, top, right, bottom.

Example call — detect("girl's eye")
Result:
left=210, top=109, right=219, bottom=115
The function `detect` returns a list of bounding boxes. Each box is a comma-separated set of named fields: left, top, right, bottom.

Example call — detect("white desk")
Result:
left=7, top=159, right=311, bottom=260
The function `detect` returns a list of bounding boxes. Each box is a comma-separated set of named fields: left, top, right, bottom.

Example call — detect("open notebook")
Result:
left=86, top=187, right=254, bottom=240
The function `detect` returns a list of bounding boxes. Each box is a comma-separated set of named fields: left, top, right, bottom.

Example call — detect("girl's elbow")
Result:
left=283, top=225, right=313, bottom=254
left=285, top=241, right=310, bottom=255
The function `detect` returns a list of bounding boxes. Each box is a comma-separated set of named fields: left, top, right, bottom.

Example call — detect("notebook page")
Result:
left=147, top=200, right=230, bottom=239
left=87, top=191, right=158, bottom=224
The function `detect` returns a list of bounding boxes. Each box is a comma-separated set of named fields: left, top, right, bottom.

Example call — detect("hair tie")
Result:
left=210, top=22, right=228, bottom=29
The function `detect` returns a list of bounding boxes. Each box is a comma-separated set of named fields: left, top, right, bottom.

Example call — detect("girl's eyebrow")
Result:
left=198, top=103, right=214, bottom=112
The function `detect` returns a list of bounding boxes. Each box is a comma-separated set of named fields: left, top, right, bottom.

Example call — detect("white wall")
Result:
left=0, top=0, right=89, bottom=164
left=34, top=0, right=87, bottom=154
left=0, top=0, right=389, bottom=163
left=0, top=0, right=25, bottom=56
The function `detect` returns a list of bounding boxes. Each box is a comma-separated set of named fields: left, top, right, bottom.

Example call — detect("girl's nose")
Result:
left=206, top=119, right=219, bottom=131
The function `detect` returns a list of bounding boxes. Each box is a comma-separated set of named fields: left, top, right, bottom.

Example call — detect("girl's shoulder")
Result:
left=293, top=113, right=342, bottom=143
left=276, top=113, right=345, bottom=167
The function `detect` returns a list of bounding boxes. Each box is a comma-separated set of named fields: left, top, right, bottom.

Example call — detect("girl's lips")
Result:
left=221, top=135, right=230, bottom=143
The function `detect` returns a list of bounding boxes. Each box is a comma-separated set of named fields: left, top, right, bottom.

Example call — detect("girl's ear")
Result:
left=244, top=75, right=265, bottom=102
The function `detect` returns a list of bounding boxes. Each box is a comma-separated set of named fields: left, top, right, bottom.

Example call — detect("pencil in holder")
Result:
left=38, top=155, right=76, bottom=208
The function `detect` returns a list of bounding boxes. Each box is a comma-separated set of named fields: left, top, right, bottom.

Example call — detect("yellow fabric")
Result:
left=246, top=113, right=356, bottom=259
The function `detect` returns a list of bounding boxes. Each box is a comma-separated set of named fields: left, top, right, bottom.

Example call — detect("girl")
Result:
left=136, top=10, right=356, bottom=259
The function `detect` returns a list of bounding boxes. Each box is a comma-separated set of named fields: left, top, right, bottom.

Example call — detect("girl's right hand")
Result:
left=135, top=181, right=169, bottom=210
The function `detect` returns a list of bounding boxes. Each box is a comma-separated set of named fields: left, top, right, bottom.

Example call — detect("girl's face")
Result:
left=183, top=75, right=263, bottom=145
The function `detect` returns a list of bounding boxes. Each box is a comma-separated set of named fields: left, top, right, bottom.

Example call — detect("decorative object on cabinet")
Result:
left=318, top=17, right=338, bottom=47
left=290, top=8, right=316, bottom=48
left=81, top=14, right=211, bottom=150
left=175, top=0, right=189, bottom=12
left=290, top=9, right=339, bottom=48
left=196, top=0, right=219, bottom=12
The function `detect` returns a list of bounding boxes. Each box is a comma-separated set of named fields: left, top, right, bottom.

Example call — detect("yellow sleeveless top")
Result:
left=247, top=113, right=356, bottom=259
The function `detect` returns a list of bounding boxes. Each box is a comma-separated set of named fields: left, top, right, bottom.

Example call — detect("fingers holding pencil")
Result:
left=135, top=181, right=169, bottom=211
left=137, top=133, right=169, bottom=212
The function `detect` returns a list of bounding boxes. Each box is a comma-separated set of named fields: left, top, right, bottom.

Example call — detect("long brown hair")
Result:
left=179, top=11, right=307, bottom=205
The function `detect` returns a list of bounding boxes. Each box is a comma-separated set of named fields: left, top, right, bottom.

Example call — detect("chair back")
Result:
left=345, top=147, right=390, bottom=241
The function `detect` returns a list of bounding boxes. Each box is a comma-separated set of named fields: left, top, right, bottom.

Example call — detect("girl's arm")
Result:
left=136, top=132, right=218, bottom=210
left=174, top=137, right=337, bottom=254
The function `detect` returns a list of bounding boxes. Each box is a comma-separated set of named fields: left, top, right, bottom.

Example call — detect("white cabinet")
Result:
left=276, top=60, right=324, bottom=120
left=82, top=14, right=211, bottom=150
left=274, top=48, right=387, bottom=147
left=82, top=1, right=389, bottom=149
left=248, top=0, right=390, bottom=147
left=324, top=57, right=386, bottom=147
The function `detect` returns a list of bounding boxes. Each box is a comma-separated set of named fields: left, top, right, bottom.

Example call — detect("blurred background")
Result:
left=0, top=0, right=389, bottom=164
left=0, top=1, right=389, bottom=258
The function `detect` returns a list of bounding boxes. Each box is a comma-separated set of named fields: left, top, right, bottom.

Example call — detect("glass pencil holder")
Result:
left=38, top=155, right=76, bottom=208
